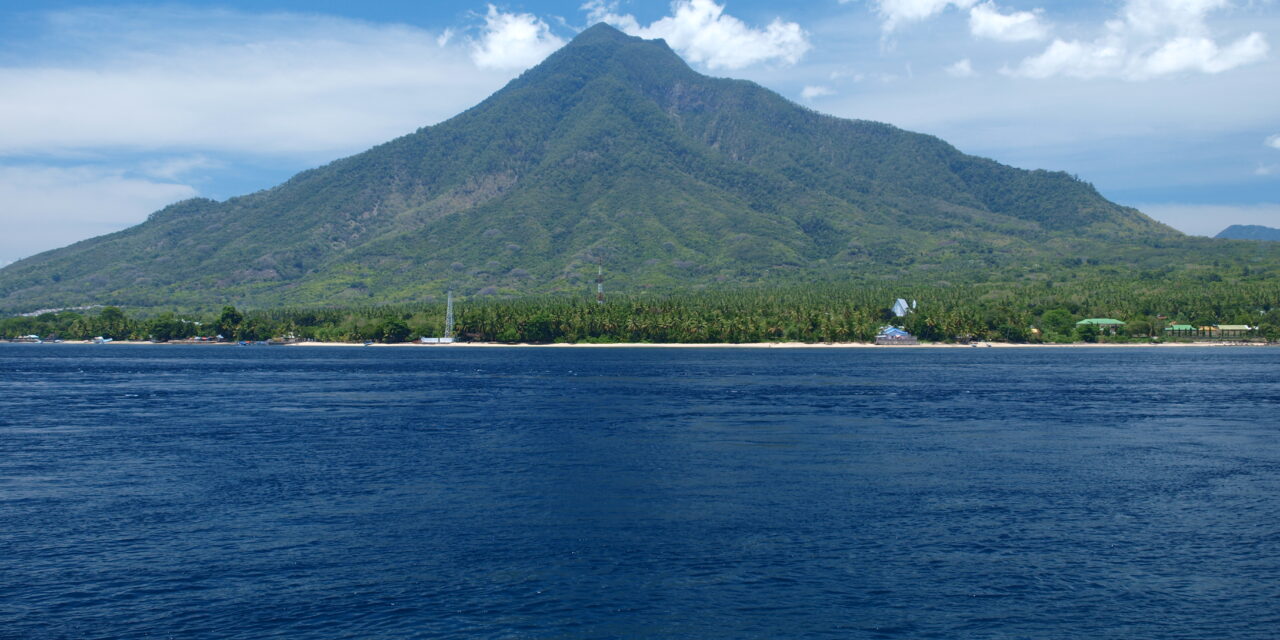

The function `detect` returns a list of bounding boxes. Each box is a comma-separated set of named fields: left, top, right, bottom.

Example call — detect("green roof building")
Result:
left=1164, top=324, right=1197, bottom=338
left=1162, top=324, right=1253, bottom=338
left=1075, top=318, right=1125, bottom=336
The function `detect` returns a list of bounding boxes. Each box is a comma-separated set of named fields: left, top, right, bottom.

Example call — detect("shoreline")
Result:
left=10, top=339, right=1271, bottom=349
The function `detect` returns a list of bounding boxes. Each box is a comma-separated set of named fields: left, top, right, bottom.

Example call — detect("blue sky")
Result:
left=1, top=0, right=1277, bottom=264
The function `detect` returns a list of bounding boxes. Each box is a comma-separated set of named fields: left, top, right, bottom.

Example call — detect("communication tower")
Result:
left=444, top=290, right=455, bottom=339
left=596, top=266, right=604, bottom=305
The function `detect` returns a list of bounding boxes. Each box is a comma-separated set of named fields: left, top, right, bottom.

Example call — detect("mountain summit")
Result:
left=1216, top=225, right=1280, bottom=241
left=0, top=23, right=1177, bottom=311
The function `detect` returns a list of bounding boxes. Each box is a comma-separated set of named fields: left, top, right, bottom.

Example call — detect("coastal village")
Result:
left=4, top=294, right=1272, bottom=346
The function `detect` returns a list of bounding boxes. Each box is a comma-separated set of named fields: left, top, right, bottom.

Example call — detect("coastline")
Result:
left=15, top=339, right=1270, bottom=348
left=291, top=340, right=1271, bottom=348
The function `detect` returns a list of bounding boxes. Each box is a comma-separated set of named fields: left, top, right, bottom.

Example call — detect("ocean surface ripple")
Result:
left=2, top=345, right=1278, bottom=638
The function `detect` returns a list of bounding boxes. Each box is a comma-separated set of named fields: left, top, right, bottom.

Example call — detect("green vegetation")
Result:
left=1216, top=225, right=1280, bottom=241
left=5, top=279, right=1278, bottom=344
left=6, top=24, right=1269, bottom=315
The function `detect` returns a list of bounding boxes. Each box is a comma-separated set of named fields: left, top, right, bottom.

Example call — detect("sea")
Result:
left=2, top=344, right=1278, bottom=639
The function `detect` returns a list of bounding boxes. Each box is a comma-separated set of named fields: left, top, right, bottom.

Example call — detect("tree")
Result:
left=995, top=323, right=1028, bottom=343
left=1041, top=308, right=1074, bottom=337
left=95, top=307, right=130, bottom=339
left=377, top=317, right=411, bottom=343
left=145, top=312, right=184, bottom=342
left=1074, top=323, right=1099, bottom=343
left=237, top=316, right=272, bottom=341
left=1125, top=319, right=1153, bottom=338
left=1258, top=322, right=1280, bottom=342
left=215, top=306, right=243, bottom=339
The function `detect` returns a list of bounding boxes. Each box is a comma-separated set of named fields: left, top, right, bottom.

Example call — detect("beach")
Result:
left=29, top=339, right=1270, bottom=348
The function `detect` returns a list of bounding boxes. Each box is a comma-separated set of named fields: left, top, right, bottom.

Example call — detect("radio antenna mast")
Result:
left=444, top=290, right=455, bottom=339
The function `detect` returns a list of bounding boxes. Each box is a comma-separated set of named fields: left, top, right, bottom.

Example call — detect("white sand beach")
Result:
left=31, top=339, right=1268, bottom=348
left=282, top=340, right=1264, bottom=349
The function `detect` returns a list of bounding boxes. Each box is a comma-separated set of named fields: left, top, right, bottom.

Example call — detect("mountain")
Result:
left=1216, top=225, right=1280, bottom=241
left=0, top=23, right=1184, bottom=312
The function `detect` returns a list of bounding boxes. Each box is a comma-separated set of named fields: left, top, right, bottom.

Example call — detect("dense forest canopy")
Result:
left=4, top=25, right=1267, bottom=314
left=5, top=279, right=1278, bottom=344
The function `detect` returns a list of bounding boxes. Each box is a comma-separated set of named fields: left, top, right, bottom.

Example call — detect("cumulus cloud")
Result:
left=865, top=0, right=1047, bottom=41
left=946, top=58, right=977, bottom=77
left=801, top=85, right=835, bottom=99
left=1007, top=0, right=1269, bottom=80
left=861, top=0, right=978, bottom=32
left=583, top=0, right=810, bottom=69
left=0, top=165, right=195, bottom=263
left=1122, top=0, right=1227, bottom=38
left=470, top=5, right=566, bottom=70
left=0, top=8, right=510, bottom=159
left=806, top=45, right=1280, bottom=204
left=0, top=7, right=521, bottom=261
left=1267, top=134, right=1280, bottom=150
left=582, top=0, right=642, bottom=32
left=968, top=2, right=1048, bottom=42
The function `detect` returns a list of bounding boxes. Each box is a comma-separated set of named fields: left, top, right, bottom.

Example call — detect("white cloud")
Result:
left=862, top=0, right=979, bottom=32
left=804, top=48, right=1279, bottom=204
left=584, top=0, right=810, bottom=69
left=1135, top=202, right=1280, bottom=235
left=1122, top=0, right=1227, bottom=38
left=582, top=1, right=642, bottom=32
left=139, top=155, right=222, bottom=181
left=968, top=2, right=1048, bottom=42
left=946, top=58, right=977, bottom=77
left=470, top=5, right=566, bottom=70
left=1256, top=163, right=1279, bottom=176
left=0, top=7, right=520, bottom=261
left=0, top=8, right=511, bottom=159
left=1008, top=0, right=1268, bottom=80
left=0, top=165, right=195, bottom=262
left=801, top=85, right=835, bottom=99
left=1267, top=134, right=1280, bottom=149
left=1136, top=32, right=1268, bottom=76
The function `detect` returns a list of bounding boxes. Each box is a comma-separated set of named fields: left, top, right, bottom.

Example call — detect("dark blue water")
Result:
left=2, top=345, right=1279, bottom=639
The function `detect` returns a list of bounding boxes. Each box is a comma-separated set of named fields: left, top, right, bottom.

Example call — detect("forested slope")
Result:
left=0, top=24, right=1242, bottom=313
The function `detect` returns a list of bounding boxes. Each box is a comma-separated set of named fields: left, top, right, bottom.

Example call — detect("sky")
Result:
left=1, top=0, right=1277, bottom=265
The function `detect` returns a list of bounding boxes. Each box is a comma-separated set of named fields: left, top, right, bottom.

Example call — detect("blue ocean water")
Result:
left=2, top=345, right=1278, bottom=639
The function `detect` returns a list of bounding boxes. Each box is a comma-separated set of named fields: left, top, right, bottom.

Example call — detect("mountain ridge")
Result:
left=0, top=23, right=1193, bottom=312
left=1216, top=224, right=1280, bottom=241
